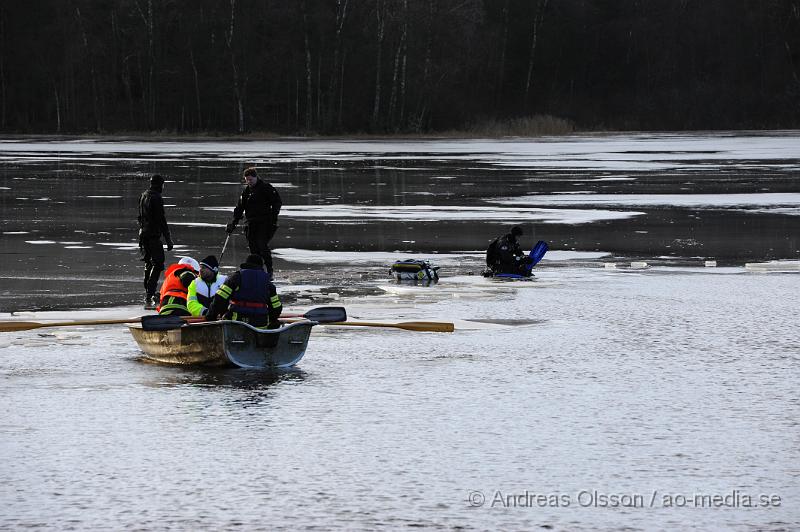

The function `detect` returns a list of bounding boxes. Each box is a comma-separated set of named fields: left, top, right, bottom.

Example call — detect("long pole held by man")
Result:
left=225, top=167, right=282, bottom=276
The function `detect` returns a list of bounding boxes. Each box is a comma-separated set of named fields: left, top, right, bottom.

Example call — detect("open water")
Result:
left=0, top=133, right=799, bottom=530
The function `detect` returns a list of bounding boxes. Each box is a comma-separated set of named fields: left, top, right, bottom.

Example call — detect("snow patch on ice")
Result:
left=495, top=192, right=800, bottom=209
left=205, top=204, right=642, bottom=224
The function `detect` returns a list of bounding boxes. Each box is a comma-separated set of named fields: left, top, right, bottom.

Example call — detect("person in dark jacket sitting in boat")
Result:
left=225, top=167, right=282, bottom=275
left=206, top=254, right=282, bottom=328
left=157, top=257, right=199, bottom=316
left=138, top=174, right=174, bottom=310
left=486, top=225, right=533, bottom=276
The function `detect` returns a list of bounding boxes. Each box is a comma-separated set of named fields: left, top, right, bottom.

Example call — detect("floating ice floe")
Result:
left=744, top=260, right=800, bottom=273
left=170, top=222, right=226, bottom=228
left=494, top=192, right=800, bottom=209
left=273, top=248, right=482, bottom=265
left=205, top=204, right=643, bottom=224
left=274, top=248, right=608, bottom=265
left=1, top=133, right=797, bottom=173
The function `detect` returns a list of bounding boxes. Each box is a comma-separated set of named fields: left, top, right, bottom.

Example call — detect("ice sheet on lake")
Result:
left=744, top=260, right=800, bottom=272
left=274, top=248, right=482, bottom=265
left=274, top=248, right=607, bottom=265
left=170, top=222, right=226, bottom=228
left=1, top=133, right=798, bottom=173
left=494, top=192, right=800, bottom=209
left=205, top=204, right=642, bottom=224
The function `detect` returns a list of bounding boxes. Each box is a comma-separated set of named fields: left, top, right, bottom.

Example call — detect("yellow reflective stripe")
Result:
left=270, top=295, right=281, bottom=308
left=217, top=285, right=233, bottom=297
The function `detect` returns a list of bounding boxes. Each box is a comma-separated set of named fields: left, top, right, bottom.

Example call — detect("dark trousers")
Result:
left=140, top=236, right=165, bottom=297
left=244, top=223, right=277, bottom=273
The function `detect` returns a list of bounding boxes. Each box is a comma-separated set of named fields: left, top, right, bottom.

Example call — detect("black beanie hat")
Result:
left=241, top=254, right=264, bottom=268
left=200, top=255, right=219, bottom=272
left=150, top=174, right=164, bottom=186
left=511, top=225, right=523, bottom=237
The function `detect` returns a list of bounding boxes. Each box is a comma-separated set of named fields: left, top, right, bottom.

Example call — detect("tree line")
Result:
left=1, top=0, right=798, bottom=134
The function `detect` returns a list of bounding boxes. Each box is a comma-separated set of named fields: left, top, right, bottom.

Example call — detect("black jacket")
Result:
left=207, top=266, right=282, bottom=326
left=232, top=179, right=282, bottom=227
left=138, top=186, right=171, bottom=241
left=486, top=233, right=525, bottom=271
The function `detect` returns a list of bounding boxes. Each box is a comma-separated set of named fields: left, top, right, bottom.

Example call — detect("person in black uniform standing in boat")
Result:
left=138, top=174, right=174, bottom=309
left=225, top=167, right=282, bottom=275
left=485, top=225, right=533, bottom=276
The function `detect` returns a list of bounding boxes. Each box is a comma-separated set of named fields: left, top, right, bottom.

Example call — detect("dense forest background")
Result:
left=1, top=0, right=799, bottom=134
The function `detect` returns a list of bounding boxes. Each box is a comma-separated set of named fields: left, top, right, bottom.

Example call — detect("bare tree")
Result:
left=524, top=0, right=549, bottom=110
left=388, top=0, right=408, bottom=131
left=0, top=6, right=6, bottom=129
left=371, top=0, right=386, bottom=130
left=133, top=0, right=156, bottom=128
left=226, top=0, right=245, bottom=133
left=412, top=0, right=435, bottom=132
left=189, top=36, right=202, bottom=129
left=496, top=0, right=510, bottom=106
left=300, top=0, right=313, bottom=131
left=75, top=7, right=101, bottom=131
left=330, top=0, right=349, bottom=130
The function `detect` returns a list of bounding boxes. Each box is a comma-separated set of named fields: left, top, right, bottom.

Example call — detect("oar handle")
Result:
left=0, top=317, right=142, bottom=333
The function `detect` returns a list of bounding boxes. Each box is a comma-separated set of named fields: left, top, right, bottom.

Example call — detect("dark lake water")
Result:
left=1, top=133, right=798, bottom=310
left=1, top=133, right=798, bottom=530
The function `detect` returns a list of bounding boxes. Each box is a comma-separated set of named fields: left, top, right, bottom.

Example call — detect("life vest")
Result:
left=229, top=269, right=269, bottom=317
left=157, top=264, right=195, bottom=314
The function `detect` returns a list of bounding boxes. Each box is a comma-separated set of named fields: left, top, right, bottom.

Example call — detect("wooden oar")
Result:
left=0, top=317, right=142, bottom=333
left=322, top=320, right=454, bottom=333
left=141, top=307, right=348, bottom=331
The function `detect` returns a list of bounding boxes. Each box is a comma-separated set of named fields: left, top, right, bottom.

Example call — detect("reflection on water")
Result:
left=153, top=366, right=307, bottom=390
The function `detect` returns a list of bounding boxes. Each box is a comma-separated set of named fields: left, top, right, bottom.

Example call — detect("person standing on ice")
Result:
left=138, top=174, right=174, bottom=309
left=486, top=225, right=533, bottom=276
left=225, top=167, right=282, bottom=275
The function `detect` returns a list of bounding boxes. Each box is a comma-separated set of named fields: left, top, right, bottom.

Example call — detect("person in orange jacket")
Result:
left=156, top=257, right=199, bottom=316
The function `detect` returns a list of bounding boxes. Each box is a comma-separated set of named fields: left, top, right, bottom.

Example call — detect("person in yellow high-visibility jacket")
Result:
left=187, top=255, right=227, bottom=317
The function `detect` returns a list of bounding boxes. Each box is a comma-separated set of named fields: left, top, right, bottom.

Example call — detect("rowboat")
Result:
left=128, top=319, right=315, bottom=368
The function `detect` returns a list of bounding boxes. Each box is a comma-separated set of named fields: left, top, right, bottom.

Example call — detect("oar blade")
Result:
left=141, top=315, right=186, bottom=331
left=396, top=321, right=455, bottom=332
left=0, top=321, right=45, bottom=332
left=303, top=306, right=347, bottom=323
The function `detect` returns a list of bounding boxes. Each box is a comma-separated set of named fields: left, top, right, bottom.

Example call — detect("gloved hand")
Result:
left=165, top=237, right=174, bottom=251
left=225, top=221, right=236, bottom=234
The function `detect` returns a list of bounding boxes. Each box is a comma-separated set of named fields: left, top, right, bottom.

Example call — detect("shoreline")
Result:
left=2, top=128, right=800, bottom=142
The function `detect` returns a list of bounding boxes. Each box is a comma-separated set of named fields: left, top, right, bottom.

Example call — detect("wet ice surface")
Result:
left=1, top=268, right=799, bottom=530
left=0, top=134, right=799, bottom=529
